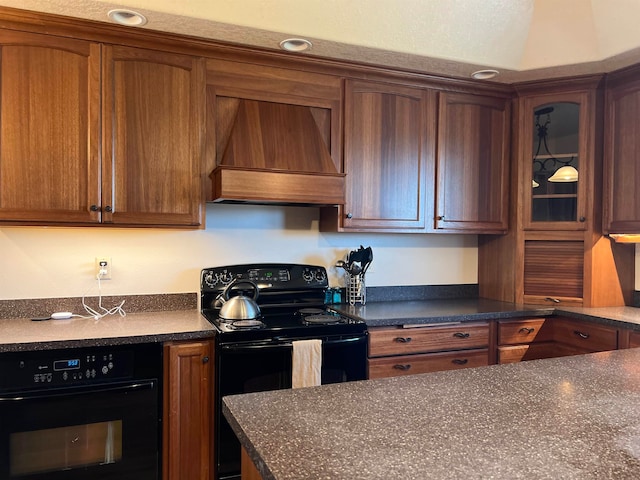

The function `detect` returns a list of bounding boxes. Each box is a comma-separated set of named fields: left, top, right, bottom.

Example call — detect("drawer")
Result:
left=498, top=318, right=554, bottom=345
left=368, top=349, right=489, bottom=379
left=497, top=342, right=557, bottom=364
left=368, top=323, right=489, bottom=357
left=552, top=317, right=618, bottom=352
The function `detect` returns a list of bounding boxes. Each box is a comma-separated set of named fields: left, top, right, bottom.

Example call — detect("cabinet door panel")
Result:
left=0, top=31, right=100, bottom=223
left=103, top=45, right=204, bottom=226
left=342, top=80, right=433, bottom=231
left=604, top=79, right=640, bottom=233
left=434, top=92, right=509, bottom=232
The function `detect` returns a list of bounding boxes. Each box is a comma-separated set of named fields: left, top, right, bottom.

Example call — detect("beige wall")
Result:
left=0, top=204, right=479, bottom=301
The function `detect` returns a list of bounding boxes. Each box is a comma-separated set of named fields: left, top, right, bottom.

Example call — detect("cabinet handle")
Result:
left=453, top=332, right=470, bottom=338
left=394, top=337, right=412, bottom=343
left=452, top=358, right=469, bottom=365
left=436, top=215, right=445, bottom=220
left=545, top=297, right=561, bottom=303
left=393, top=364, right=412, bottom=371
left=579, top=216, right=586, bottom=222
left=90, top=205, right=100, bottom=212
left=202, top=356, right=210, bottom=364
left=345, top=212, right=353, bottom=219
left=105, top=206, right=113, bottom=213
left=519, top=327, right=535, bottom=334
left=573, top=330, right=590, bottom=340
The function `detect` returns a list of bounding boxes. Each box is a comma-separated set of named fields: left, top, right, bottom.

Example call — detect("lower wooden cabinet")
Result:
left=368, top=323, right=489, bottom=379
left=497, top=317, right=619, bottom=364
left=163, top=340, right=214, bottom=480
left=619, top=329, right=640, bottom=349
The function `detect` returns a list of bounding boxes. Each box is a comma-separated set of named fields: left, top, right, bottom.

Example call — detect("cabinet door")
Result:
left=163, top=340, right=213, bottom=480
left=0, top=30, right=100, bottom=223
left=102, top=45, right=204, bottom=226
left=341, top=80, right=435, bottom=231
left=520, top=92, right=592, bottom=231
left=603, top=76, right=640, bottom=233
left=433, top=92, right=509, bottom=233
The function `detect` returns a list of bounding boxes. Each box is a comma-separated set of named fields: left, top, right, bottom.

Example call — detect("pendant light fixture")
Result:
left=532, top=106, right=578, bottom=185
left=548, top=165, right=579, bottom=182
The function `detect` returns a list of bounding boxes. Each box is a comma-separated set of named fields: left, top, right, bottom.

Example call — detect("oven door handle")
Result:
left=221, top=336, right=366, bottom=351
left=0, top=380, right=157, bottom=402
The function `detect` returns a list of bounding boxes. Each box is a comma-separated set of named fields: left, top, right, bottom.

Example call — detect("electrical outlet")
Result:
left=95, top=256, right=112, bottom=279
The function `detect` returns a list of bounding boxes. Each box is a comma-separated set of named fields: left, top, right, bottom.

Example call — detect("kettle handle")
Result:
left=223, top=278, right=259, bottom=301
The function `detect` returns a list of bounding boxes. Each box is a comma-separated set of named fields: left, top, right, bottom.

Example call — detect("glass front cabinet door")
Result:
left=521, top=92, right=592, bottom=230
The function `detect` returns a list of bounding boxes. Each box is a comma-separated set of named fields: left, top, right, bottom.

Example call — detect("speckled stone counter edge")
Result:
left=0, top=292, right=197, bottom=319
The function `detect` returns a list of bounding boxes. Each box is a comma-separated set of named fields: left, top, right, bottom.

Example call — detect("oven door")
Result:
left=0, top=380, right=160, bottom=480
left=216, top=333, right=367, bottom=479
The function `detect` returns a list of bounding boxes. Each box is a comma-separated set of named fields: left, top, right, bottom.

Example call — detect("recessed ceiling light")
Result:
left=471, top=69, right=499, bottom=80
left=279, top=38, right=313, bottom=52
left=108, top=9, right=148, bottom=26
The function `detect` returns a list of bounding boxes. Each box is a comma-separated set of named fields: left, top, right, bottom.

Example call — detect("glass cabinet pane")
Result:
left=531, top=102, right=579, bottom=222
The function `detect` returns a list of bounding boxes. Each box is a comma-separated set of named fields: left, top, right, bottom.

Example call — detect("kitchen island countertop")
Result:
left=224, top=348, right=640, bottom=480
left=0, top=309, right=214, bottom=352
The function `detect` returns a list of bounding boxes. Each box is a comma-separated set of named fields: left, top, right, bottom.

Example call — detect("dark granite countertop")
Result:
left=330, top=298, right=640, bottom=330
left=224, top=348, right=640, bottom=480
left=0, top=309, right=214, bottom=352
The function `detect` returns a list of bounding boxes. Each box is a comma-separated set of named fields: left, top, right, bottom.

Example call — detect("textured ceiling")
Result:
left=4, top=0, right=640, bottom=83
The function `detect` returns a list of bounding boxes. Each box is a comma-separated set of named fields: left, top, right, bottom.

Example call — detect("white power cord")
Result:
left=80, top=272, right=126, bottom=320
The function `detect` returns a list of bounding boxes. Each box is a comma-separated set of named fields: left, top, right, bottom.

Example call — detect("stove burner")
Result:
left=229, top=319, right=265, bottom=329
left=298, top=308, right=325, bottom=315
left=303, top=314, right=341, bottom=325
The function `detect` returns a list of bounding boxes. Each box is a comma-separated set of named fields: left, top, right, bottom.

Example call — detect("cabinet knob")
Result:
left=105, top=206, right=113, bottom=213
left=436, top=215, right=445, bottom=221
left=393, top=364, right=412, bottom=371
left=90, top=205, right=100, bottom=212
left=345, top=212, right=353, bottom=219
left=394, top=337, right=412, bottom=343
left=453, top=332, right=470, bottom=338
left=202, top=356, right=210, bottom=364
left=579, top=216, right=586, bottom=222
left=452, top=358, right=469, bottom=365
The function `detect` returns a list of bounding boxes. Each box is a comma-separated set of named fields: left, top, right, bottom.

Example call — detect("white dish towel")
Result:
left=292, top=339, right=322, bottom=388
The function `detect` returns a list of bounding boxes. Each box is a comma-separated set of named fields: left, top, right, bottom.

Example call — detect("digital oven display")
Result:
left=53, top=359, right=81, bottom=371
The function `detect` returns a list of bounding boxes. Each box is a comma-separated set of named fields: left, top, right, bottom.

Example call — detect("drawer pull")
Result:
left=519, top=327, right=535, bottom=334
left=545, top=297, right=561, bottom=303
left=394, top=337, right=413, bottom=343
left=393, top=364, right=412, bottom=371
left=452, top=359, right=468, bottom=365
left=453, top=332, right=470, bottom=339
left=573, top=330, right=590, bottom=340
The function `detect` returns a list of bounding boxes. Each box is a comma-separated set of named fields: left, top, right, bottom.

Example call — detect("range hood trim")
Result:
left=210, top=166, right=346, bottom=206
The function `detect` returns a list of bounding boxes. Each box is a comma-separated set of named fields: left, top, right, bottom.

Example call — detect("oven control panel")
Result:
left=0, top=346, right=135, bottom=391
left=201, top=263, right=329, bottom=291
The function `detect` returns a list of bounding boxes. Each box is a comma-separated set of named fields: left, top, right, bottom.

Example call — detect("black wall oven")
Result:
left=201, top=263, right=368, bottom=480
left=0, top=343, right=162, bottom=480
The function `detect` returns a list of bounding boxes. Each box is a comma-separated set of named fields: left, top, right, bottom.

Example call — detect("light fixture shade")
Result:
left=532, top=179, right=540, bottom=188
left=548, top=165, right=578, bottom=182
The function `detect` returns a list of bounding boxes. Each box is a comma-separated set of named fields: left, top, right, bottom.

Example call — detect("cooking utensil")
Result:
left=217, top=279, right=261, bottom=321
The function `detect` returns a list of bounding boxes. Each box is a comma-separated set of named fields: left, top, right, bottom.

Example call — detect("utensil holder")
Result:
left=345, top=273, right=366, bottom=306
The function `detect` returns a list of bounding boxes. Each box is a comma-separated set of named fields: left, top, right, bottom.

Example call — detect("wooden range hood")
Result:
left=210, top=99, right=345, bottom=205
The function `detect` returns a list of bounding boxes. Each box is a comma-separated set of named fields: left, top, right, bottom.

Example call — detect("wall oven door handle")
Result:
left=221, top=335, right=366, bottom=351
left=0, top=380, right=156, bottom=402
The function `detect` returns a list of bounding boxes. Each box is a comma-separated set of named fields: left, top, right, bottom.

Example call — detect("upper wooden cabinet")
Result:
left=519, top=91, right=594, bottom=231
left=0, top=30, right=100, bottom=223
left=431, top=92, right=510, bottom=233
left=0, top=30, right=205, bottom=226
left=325, top=79, right=435, bottom=232
left=102, top=45, right=205, bottom=226
left=603, top=66, right=640, bottom=234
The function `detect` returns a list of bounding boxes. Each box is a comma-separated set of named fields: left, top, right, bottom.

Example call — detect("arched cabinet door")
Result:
left=0, top=30, right=101, bottom=224
left=340, top=79, right=435, bottom=232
